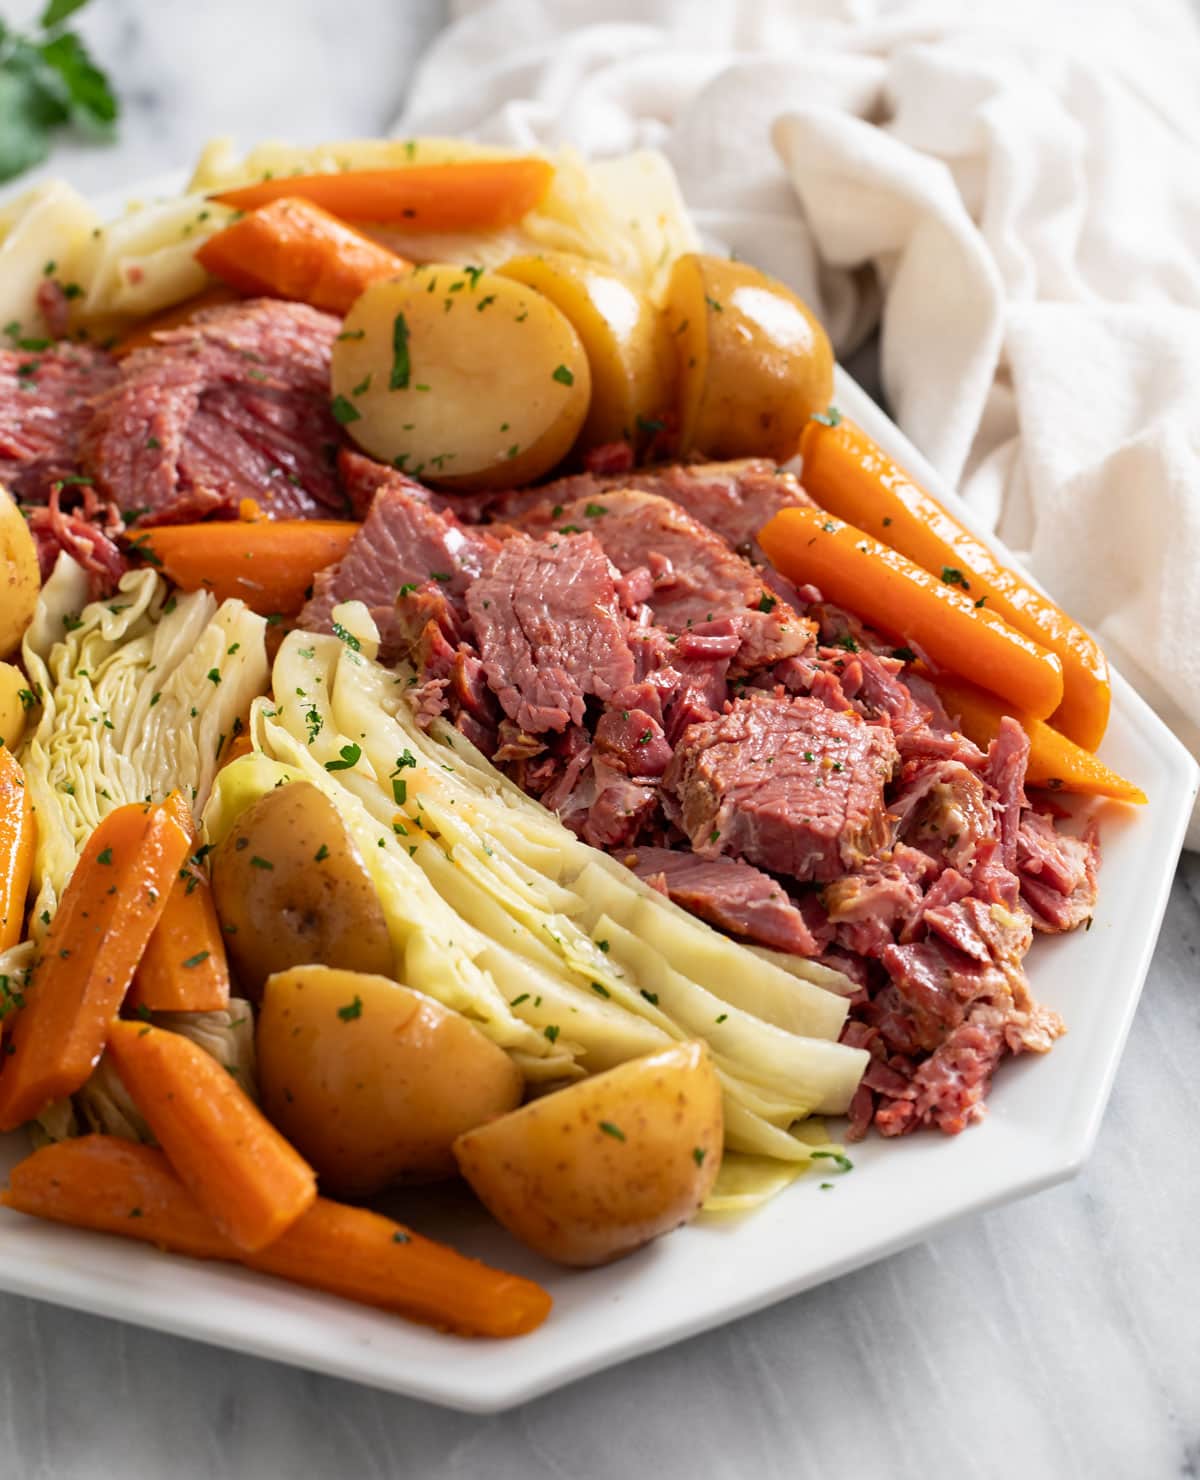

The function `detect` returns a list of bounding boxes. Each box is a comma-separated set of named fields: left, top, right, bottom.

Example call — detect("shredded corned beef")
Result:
left=299, top=450, right=1099, bottom=1139
left=25, top=483, right=126, bottom=598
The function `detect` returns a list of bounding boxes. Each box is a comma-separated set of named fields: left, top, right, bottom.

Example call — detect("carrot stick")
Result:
left=212, top=159, right=555, bottom=229
left=105, top=1021, right=315, bottom=1252
left=799, top=417, right=1111, bottom=749
left=930, top=672, right=1146, bottom=803
left=2, top=1137, right=552, bottom=1338
left=0, top=747, right=35, bottom=953
left=125, top=843, right=230, bottom=1015
left=0, top=795, right=193, bottom=1131
left=112, top=286, right=241, bottom=358
left=135, top=521, right=358, bottom=617
left=758, top=506, right=1065, bottom=721
left=195, top=197, right=410, bottom=316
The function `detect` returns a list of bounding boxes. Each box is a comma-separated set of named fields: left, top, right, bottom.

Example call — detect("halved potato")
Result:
left=0, top=662, right=31, bottom=750
left=331, top=266, right=591, bottom=490
left=453, top=1041, right=723, bottom=1267
left=258, top=965, right=524, bottom=1196
left=498, top=251, right=672, bottom=451
left=665, top=253, right=833, bottom=462
left=0, top=485, right=40, bottom=659
left=210, top=781, right=393, bottom=999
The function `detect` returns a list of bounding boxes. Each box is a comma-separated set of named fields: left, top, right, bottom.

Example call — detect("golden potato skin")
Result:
left=498, top=251, right=672, bottom=452
left=258, top=966, right=524, bottom=1197
left=665, top=253, right=834, bottom=462
left=453, top=1041, right=723, bottom=1267
left=331, top=266, right=591, bottom=491
left=0, top=662, right=30, bottom=749
left=0, top=484, right=40, bottom=660
left=210, top=781, right=393, bottom=1000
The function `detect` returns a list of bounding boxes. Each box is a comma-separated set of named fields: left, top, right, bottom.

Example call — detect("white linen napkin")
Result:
left=397, top=0, right=1200, bottom=844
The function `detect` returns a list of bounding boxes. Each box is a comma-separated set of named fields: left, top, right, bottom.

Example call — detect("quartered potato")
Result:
left=0, top=485, right=40, bottom=659
left=665, top=253, right=833, bottom=462
left=258, top=965, right=524, bottom=1197
left=330, top=266, right=591, bottom=490
left=453, top=1041, right=724, bottom=1267
left=0, top=662, right=31, bottom=749
left=498, top=251, right=672, bottom=451
left=210, top=781, right=394, bottom=999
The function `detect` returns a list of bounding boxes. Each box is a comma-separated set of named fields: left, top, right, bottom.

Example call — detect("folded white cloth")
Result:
left=398, top=0, right=1200, bottom=844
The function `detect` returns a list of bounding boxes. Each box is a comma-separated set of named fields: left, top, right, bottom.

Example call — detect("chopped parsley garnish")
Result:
left=640, top=990, right=658, bottom=1006
left=758, top=590, right=777, bottom=613
left=250, top=855, right=274, bottom=871
left=584, top=503, right=608, bottom=518
left=389, top=312, right=411, bottom=389
left=331, top=621, right=361, bottom=651
left=510, top=993, right=530, bottom=1006
left=692, top=1147, right=707, bottom=1166
left=941, top=567, right=970, bottom=589
left=810, top=1150, right=854, bottom=1173
left=543, top=1024, right=560, bottom=1044
left=834, top=633, right=860, bottom=652
left=715, top=1013, right=728, bottom=1024
left=330, top=394, right=361, bottom=425
left=314, top=844, right=330, bottom=862
left=206, top=668, right=221, bottom=684
left=590, top=981, right=610, bottom=998
left=337, top=995, right=363, bottom=1022
left=551, top=364, right=574, bottom=386
left=599, top=1121, right=626, bottom=1142
left=429, top=571, right=451, bottom=583
left=892, top=647, right=918, bottom=663
left=351, top=372, right=372, bottom=397
left=812, top=405, right=843, bottom=427
left=324, top=742, right=362, bottom=772
left=182, top=951, right=210, bottom=969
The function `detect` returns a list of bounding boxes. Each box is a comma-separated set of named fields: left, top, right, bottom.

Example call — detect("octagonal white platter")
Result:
left=0, top=176, right=1195, bottom=1412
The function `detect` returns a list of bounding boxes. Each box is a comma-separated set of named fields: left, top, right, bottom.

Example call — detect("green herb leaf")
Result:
left=182, top=951, right=210, bottom=969
left=330, top=394, right=360, bottom=425
left=331, top=620, right=361, bottom=652
left=810, top=1150, right=854, bottom=1173
left=551, top=364, right=574, bottom=386
left=337, top=995, right=363, bottom=1022
left=599, top=1121, right=625, bottom=1141
left=324, top=742, right=362, bottom=772
left=941, top=567, right=970, bottom=589
left=389, top=312, right=411, bottom=390
left=812, top=405, right=842, bottom=427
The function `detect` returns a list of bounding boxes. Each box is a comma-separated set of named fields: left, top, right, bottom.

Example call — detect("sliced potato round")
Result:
left=498, top=251, right=672, bottom=452
left=0, top=661, right=31, bottom=749
left=258, top=965, right=524, bottom=1197
left=210, top=781, right=394, bottom=999
left=453, top=1041, right=723, bottom=1267
left=0, top=484, right=40, bottom=659
left=331, top=266, right=591, bottom=490
left=665, top=253, right=833, bottom=462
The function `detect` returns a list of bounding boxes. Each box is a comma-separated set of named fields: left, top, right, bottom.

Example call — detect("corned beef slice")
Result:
left=627, top=845, right=819, bottom=956
left=82, top=299, right=347, bottom=524
left=0, top=344, right=118, bottom=502
left=515, top=489, right=811, bottom=675
left=465, top=533, right=635, bottom=734
left=509, top=459, right=811, bottom=558
left=665, top=695, right=898, bottom=882
left=26, top=483, right=125, bottom=597
left=300, top=474, right=498, bottom=662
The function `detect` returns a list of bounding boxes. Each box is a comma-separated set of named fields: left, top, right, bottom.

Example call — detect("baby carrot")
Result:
left=758, top=506, right=1065, bottom=720
left=799, top=416, right=1110, bottom=748
left=2, top=1137, right=553, bottom=1338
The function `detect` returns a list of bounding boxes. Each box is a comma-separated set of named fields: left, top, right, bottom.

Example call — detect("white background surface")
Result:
left=2, top=2, right=1198, bottom=1475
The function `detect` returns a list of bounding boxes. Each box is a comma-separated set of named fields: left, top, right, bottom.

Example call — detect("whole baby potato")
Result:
left=498, top=251, right=672, bottom=452
left=258, top=965, right=524, bottom=1196
left=0, top=485, right=40, bottom=660
left=331, top=266, right=591, bottom=490
left=210, top=781, right=393, bottom=999
left=665, top=253, right=833, bottom=462
left=453, top=1041, right=723, bottom=1267
left=0, top=662, right=31, bottom=749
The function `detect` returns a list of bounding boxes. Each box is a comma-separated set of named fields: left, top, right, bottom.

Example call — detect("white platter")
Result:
left=0, top=176, right=1195, bottom=1410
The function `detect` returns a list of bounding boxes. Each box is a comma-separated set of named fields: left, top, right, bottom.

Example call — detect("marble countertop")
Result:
left=2, top=4, right=1198, bottom=1476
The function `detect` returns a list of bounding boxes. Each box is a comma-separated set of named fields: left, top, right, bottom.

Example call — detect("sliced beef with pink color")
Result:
left=512, top=458, right=811, bottom=559
left=822, top=845, right=936, bottom=957
left=82, top=299, right=347, bottom=524
left=300, top=478, right=499, bottom=661
left=983, top=716, right=1029, bottom=870
left=0, top=344, right=118, bottom=502
left=665, top=694, right=898, bottom=882
left=1018, top=812, right=1100, bottom=931
left=465, top=533, right=635, bottom=734
left=625, top=845, right=819, bottom=956
left=25, top=483, right=126, bottom=597
left=516, top=489, right=810, bottom=675
left=338, top=449, right=434, bottom=519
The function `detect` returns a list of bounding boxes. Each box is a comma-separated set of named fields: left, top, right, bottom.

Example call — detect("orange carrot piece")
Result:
left=112, top=286, right=241, bottom=358
left=0, top=747, right=35, bottom=953
left=799, top=417, right=1111, bottom=749
left=758, top=507, right=1065, bottom=721
left=105, top=1020, right=315, bottom=1252
left=2, top=1137, right=552, bottom=1338
left=136, top=520, right=359, bottom=617
left=195, top=197, right=410, bottom=316
left=930, top=672, right=1146, bottom=803
left=0, top=795, right=192, bottom=1131
left=125, top=842, right=230, bottom=1015
left=212, top=158, right=555, bottom=228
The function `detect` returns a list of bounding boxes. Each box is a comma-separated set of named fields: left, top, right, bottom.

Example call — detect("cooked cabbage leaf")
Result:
left=19, top=556, right=268, bottom=926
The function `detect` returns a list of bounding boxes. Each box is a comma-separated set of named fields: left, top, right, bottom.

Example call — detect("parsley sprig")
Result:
left=0, top=1, right=119, bottom=186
